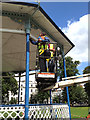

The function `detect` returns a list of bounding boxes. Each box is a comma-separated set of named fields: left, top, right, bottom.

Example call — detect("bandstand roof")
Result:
left=0, top=2, right=74, bottom=72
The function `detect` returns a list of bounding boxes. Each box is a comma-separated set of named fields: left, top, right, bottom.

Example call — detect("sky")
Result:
left=9, top=0, right=90, bottom=2
left=40, top=2, right=88, bottom=74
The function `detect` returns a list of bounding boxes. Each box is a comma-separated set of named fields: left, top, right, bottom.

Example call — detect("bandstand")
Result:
left=0, top=1, right=75, bottom=120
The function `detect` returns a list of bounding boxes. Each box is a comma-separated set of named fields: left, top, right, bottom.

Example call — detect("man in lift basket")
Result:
left=29, top=33, right=51, bottom=72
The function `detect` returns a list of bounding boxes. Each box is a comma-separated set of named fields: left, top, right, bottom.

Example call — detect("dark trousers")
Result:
left=49, top=59, right=55, bottom=72
left=39, top=53, right=47, bottom=72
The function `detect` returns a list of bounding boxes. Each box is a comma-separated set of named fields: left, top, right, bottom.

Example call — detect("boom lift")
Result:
left=35, top=42, right=61, bottom=91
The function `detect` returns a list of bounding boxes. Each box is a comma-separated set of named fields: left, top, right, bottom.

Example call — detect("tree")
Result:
left=59, top=56, right=80, bottom=104
left=30, top=91, right=50, bottom=104
left=83, top=66, right=90, bottom=74
left=59, top=56, right=80, bottom=78
left=61, top=58, right=89, bottom=105
left=53, top=95, right=59, bottom=103
left=2, top=72, right=18, bottom=104
left=60, top=56, right=87, bottom=105
left=69, top=85, right=87, bottom=105
left=9, top=98, right=17, bottom=104
left=53, top=94, right=62, bottom=103
left=83, top=66, right=90, bottom=106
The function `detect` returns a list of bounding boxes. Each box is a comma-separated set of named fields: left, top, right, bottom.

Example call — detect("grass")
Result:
left=71, top=107, right=89, bottom=119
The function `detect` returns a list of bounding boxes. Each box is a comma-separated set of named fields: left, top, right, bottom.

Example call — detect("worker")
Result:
left=29, top=33, right=50, bottom=72
left=86, top=112, right=90, bottom=120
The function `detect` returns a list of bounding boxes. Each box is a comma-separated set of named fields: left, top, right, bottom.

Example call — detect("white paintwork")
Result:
left=37, top=73, right=55, bottom=78
left=44, top=74, right=90, bottom=90
left=0, top=104, right=69, bottom=119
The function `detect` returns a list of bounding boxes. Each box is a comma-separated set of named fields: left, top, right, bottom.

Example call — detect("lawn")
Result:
left=71, top=107, right=89, bottom=119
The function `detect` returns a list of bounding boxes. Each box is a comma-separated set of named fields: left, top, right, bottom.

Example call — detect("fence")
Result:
left=0, top=104, right=69, bottom=119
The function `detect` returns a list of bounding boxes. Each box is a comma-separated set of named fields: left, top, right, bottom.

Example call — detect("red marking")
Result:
left=38, top=73, right=55, bottom=75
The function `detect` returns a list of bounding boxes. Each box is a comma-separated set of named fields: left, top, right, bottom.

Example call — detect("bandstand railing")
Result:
left=0, top=104, right=69, bottom=119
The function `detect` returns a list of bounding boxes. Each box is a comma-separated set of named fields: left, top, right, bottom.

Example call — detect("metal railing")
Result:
left=0, top=104, right=69, bottom=119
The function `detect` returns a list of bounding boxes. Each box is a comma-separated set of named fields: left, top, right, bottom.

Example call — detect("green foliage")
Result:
left=83, top=66, right=90, bottom=105
left=83, top=66, right=90, bottom=74
left=62, top=85, right=88, bottom=105
left=59, top=56, right=80, bottom=78
left=60, top=57, right=88, bottom=104
left=70, top=85, right=88, bottom=104
left=60, top=56, right=81, bottom=103
left=83, top=66, right=90, bottom=96
left=9, top=98, right=17, bottom=104
left=53, top=96, right=59, bottom=103
left=53, top=95, right=62, bottom=103
left=2, top=72, right=18, bottom=104
left=84, top=83, right=90, bottom=97
left=30, top=91, right=50, bottom=104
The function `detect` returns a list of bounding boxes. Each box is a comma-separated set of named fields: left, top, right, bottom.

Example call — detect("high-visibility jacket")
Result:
left=86, top=114, right=90, bottom=120
left=38, top=36, right=49, bottom=55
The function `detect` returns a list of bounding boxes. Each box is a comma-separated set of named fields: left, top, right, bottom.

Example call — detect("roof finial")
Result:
left=35, top=0, right=40, bottom=6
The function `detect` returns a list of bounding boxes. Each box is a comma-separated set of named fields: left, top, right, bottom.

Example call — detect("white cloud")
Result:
left=62, top=14, right=88, bottom=62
